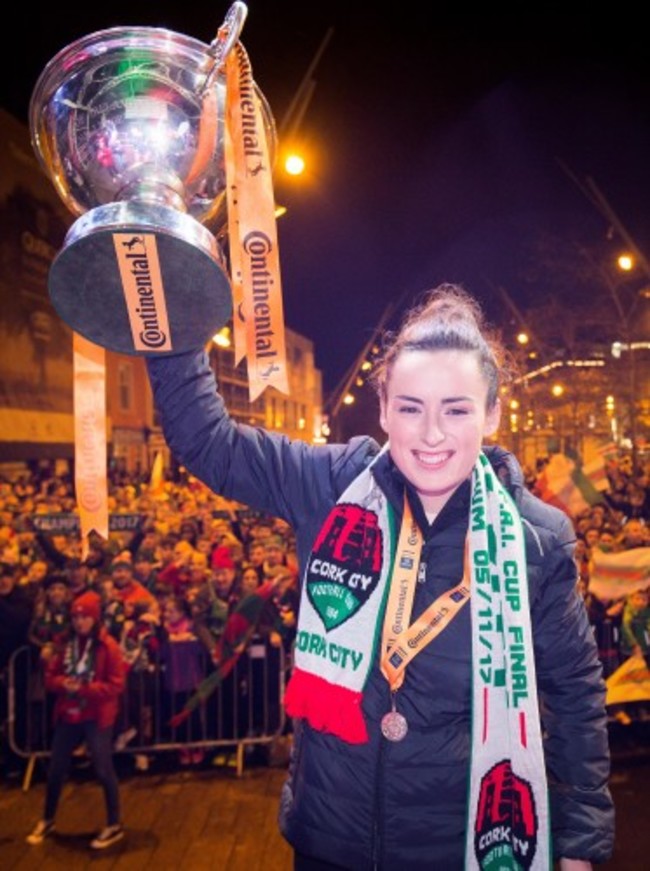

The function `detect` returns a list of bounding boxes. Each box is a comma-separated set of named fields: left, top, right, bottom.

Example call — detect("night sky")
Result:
left=4, top=3, right=649, bottom=396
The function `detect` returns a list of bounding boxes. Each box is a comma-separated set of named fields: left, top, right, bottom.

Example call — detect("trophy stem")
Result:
left=119, top=176, right=188, bottom=213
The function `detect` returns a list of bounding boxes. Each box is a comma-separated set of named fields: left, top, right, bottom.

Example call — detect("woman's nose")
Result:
left=421, top=414, right=444, bottom=445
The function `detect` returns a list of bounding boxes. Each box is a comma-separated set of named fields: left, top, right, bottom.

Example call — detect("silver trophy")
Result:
left=29, top=2, right=275, bottom=355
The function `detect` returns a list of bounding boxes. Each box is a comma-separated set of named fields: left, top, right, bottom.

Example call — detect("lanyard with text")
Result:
left=380, top=494, right=471, bottom=694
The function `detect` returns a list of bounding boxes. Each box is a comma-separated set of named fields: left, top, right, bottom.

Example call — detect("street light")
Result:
left=284, top=153, right=306, bottom=176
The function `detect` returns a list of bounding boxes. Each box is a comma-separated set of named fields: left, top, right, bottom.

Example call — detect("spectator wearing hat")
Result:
left=111, top=556, right=159, bottom=620
left=216, top=530, right=245, bottom=564
left=211, top=547, right=239, bottom=613
left=26, top=590, right=127, bottom=850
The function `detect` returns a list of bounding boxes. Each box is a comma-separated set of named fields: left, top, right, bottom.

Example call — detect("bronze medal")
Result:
left=381, top=709, right=408, bottom=742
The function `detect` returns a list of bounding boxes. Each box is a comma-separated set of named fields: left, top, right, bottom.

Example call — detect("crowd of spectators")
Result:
left=536, top=451, right=650, bottom=724
left=0, top=449, right=648, bottom=778
left=0, top=462, right=300, bottom=778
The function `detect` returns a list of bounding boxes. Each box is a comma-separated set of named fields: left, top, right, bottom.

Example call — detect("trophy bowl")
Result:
left=29, top=6, right=276, bottom=355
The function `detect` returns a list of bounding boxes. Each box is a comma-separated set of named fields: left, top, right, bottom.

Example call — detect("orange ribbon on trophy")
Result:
left=73, top=332, right=109, bottom=556
left=225, top=42, right=289, bottom=401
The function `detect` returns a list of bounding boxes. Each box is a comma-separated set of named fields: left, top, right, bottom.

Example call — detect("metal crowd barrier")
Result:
left=6, top=638, right=290, bottom=791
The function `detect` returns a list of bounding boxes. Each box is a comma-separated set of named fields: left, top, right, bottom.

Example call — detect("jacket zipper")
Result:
left=371, top=697, right=387, bottom=870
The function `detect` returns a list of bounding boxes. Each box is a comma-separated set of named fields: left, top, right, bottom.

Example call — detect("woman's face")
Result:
left=380, top=349, right=500, bottom=515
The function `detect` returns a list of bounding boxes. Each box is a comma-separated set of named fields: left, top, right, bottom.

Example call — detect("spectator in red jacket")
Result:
left=26, top=590, right=127, bottom=850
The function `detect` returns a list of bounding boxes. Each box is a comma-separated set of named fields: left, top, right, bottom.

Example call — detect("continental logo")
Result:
left=113, top=234, right=171, bottom=351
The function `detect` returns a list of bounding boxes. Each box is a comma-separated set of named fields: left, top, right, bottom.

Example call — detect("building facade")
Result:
left=0, top=109, right=324, bottom=481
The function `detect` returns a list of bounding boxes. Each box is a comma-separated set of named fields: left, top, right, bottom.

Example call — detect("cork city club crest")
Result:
left=473, top=760, right=538, bottom=870
left=305, top=503, right=383, bottom=631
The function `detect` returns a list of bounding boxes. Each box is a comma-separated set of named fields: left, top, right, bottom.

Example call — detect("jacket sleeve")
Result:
left=146, top=349, right=378, bottom=528
left=78, top=636, right=126, bottom=703
left=532, top=518, right=615, bottom=863
left=44, top=650, right=67, bottom=695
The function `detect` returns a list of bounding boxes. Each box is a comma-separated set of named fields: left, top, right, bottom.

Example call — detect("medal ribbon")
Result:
left=224, top=42, right=289, bottom=400
left=380, top=494, right=470, bottom=692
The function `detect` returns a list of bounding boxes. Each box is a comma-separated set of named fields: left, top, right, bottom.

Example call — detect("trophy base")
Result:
left=49, top=203, right=232, bottom=356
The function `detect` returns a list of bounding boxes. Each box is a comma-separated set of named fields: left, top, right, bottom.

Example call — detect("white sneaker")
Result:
left=90, top=824, right=124, bottom=849
left=26, top=820, right=55, bottom=845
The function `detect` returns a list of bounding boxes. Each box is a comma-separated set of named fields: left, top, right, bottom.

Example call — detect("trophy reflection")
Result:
left=29, top=1, right=275, bottom=355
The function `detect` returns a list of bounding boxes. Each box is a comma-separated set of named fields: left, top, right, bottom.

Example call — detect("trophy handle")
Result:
left=200, top=1, right=249, bottom=95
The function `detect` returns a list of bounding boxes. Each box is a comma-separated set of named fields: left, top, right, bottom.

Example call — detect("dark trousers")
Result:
left=44, top=720, right=120, bottom=826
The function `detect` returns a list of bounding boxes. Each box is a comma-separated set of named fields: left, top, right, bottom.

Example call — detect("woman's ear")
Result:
left=484, top=398, right=501, bottom=437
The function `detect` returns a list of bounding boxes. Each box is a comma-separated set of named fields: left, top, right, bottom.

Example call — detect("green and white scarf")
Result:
left=285, top=450, right=550, bottom=869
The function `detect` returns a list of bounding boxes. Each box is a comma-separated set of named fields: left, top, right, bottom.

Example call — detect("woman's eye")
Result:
left=397, top=404, right=419, bottom=414
left=446, top=407, right=470, bottom=416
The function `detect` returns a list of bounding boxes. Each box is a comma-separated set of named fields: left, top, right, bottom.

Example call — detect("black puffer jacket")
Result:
left=147, top=349, right=614, bottom=869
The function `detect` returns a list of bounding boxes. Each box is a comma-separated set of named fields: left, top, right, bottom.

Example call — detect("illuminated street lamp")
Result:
left=284, top=152, right=306, bottom=176
left=617, top=253, right=634, bottom=272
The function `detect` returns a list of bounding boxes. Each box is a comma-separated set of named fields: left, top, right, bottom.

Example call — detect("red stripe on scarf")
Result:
left=284, top=667, right=368, bottom=744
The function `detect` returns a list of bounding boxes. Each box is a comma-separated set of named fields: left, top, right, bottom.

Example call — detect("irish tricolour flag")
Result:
left=535, top=451, right=608, bottom=517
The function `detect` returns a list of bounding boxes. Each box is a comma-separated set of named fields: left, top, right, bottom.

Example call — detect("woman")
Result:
left=26, top=590, right=126, bottom=850
left=146, top=284, right=614, bottom=869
